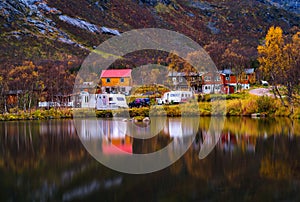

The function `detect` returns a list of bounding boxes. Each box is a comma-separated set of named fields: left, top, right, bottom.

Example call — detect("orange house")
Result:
left=100, top=69, right=132, bottom=95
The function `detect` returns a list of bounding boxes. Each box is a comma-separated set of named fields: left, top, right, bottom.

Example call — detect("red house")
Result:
left=220, top=68, right=255, bottom=94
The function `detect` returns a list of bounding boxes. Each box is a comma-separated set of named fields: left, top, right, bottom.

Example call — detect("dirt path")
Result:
left=249, top=88, right=274, bottom=97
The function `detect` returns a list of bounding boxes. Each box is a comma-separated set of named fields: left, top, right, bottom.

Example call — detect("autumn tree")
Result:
left=283, top=32, right=300, bottom=105
left=258, top=27, right=300, bottom=108
left=0, top=74, right=9, bottom=113
left=204, top=41, right=226, bottom=69
left=7, top=61, right=43, bottom=111
left=257, top=26, right=286, bottom=105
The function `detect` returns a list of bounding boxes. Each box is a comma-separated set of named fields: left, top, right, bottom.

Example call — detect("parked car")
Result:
left=129, top=98, right=150, bottom=108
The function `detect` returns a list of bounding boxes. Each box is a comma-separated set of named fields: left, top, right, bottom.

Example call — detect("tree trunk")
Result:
left=286, top=81, right=293, bottom=104
left=4, top=97, right=7, bottom=113
left=274, top=85, right=287, bottom=107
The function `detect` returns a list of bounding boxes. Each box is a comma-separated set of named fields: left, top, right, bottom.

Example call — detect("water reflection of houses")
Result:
left=78, top=119, right=133, bottom=155
left=99, top=119, right=132, bottom=155
left=219, top=131, right=257, bottom=153
left=77, top=118, right=200, bottom=155
left=77, top=118, right=258, bottom=156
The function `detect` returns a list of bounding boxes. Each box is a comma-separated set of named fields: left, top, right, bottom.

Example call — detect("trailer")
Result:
left=74, top=92, right=128, bottom=109
left=161, top=91, right=193, bottom=104
left=96, top=94, right=128, bottom=110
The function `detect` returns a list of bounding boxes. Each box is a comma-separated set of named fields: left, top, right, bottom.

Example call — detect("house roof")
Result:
left=245, top=68, right=255, bottom=74
left=168, top=72, right=186, bottom=77
left=221, top=69, right=233, bottom=75
left=101, top=69, right=132, bottom=78
left=221, top=68, right=255, bottom=75
left=167, top=71, right=199, bottom=77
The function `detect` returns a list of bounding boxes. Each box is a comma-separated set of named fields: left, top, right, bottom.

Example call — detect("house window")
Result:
left=120, top=78, right=124, bottom=82
left=172, top=77, right=177, bottom=82
left=106, top=78, right=111, bottom=83
left=226, top=76, right=230, bottom=81
left=205, top=85, right=211, bottom=90
left=121, top=87, right=125, bottom=92
left=204, top=76, right=211, bottom=81
left=179, top=77, right=183, bottom=82
left=215, top=76, right=220, bottom=81
left=117, top=97, right=125, bottom=101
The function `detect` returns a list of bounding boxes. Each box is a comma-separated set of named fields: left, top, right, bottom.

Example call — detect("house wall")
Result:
left=202, top=84, right=223, bottom=94
left=223, top=74, right=237, bottom=85
left=201, top=72, right=224, bottom=94
left=101, top=86, right=131, bottom=94
left=101, top=77, right=131, bottom=87
left=240, top=73, right=256, bottom=85
left=201, top=72, right=223, bottom=85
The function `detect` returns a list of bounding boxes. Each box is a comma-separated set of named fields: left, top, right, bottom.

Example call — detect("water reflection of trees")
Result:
left=0, top=120, right=88, bottom=173
left=0, top=118, right=300, bottom=201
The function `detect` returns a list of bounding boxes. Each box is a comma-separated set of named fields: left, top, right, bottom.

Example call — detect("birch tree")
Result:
left=257, top=26, right=286, bottom=105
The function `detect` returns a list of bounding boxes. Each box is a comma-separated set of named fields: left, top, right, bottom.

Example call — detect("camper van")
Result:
left=96, top=94, right=128, bottom=110
left=74, top=92, right=128, bottom=109
left=161, top=91, right=193, bottom=104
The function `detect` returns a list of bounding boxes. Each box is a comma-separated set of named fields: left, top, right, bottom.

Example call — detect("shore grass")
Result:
left=0, top=93, right=299, bottom=121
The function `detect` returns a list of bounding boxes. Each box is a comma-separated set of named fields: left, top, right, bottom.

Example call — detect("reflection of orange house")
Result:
left=100, top=69, right=132, bottom=95
left=102, top=136, right=132, bottom=155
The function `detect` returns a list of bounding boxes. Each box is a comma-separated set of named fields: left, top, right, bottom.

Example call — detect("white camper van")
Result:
left=74, top=92, right=128, bottom=109
left=96, top=94, right=128, bottom=110
left=161, top=91, right=193, bottom=104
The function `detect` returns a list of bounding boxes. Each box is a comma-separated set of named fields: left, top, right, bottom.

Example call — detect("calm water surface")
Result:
left=0, top=117, right=300, bottom=202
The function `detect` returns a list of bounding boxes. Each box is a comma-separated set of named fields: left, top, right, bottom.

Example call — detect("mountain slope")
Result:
left=0, top=0, right=299, bottom=69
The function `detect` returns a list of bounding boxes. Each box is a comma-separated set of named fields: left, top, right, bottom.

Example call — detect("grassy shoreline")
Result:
left=0, top=94, right=299, bottom=121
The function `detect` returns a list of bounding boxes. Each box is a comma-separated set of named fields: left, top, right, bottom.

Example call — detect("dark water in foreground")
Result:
left=0, top=117, right=300, bottom=202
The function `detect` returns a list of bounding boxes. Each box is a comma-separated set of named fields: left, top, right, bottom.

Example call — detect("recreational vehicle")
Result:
left=96, top=94, right=128, bottom=110
left=74, top=92, right=128, bottom=109
left=161, top=91, right=193, bottom=104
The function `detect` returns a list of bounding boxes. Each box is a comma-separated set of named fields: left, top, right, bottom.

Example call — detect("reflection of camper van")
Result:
left=161, top=91, right=193, bottom=104
left=96, top=94, right=128, bottom=110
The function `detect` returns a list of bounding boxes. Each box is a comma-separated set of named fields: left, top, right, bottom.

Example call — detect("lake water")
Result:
left=0, top=117, right=300, bottom=201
